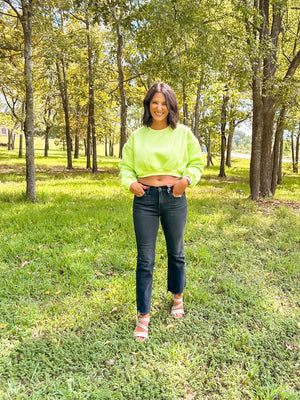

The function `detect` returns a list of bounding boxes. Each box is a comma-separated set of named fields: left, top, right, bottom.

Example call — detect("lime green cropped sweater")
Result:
left=119, top=124, right=204, bottom=191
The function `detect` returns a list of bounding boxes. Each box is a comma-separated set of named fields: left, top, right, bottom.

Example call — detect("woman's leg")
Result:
left=160, top=191, right=187, bottom=310
left=133, top=193, right=159, bottom=316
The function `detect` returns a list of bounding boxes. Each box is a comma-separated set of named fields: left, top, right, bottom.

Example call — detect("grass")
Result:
left=0, top=140, right=299, bottom=399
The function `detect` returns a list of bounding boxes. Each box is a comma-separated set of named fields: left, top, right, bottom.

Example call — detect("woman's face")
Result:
left=149, top=92, right=169, bottom=126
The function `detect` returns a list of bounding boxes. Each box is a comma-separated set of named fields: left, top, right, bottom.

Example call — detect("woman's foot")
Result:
left=171, top=294, right=184, bottom=318
left=134, top=314, right=150, bottom=341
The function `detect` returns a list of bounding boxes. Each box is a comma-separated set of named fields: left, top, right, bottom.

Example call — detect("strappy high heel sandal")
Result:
left=171, top=295, right=184, bottom=318
left=134, top=316, right=150, bottom=341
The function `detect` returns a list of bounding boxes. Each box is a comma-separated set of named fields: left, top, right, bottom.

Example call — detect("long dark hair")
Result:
left=142, top=82, right=179, bottom=129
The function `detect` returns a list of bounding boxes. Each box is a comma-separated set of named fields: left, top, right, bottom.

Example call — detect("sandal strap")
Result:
left=134, top=330, right=148, bottom=339
left=171, top=307, right=184, bottom=314
left=173, top=295, right=183, bottom=302
left=172, top=303, right=183, bottom=310
left=138, top=317, right=150, bottom=322
left=136, top=321, right=148, bottom=332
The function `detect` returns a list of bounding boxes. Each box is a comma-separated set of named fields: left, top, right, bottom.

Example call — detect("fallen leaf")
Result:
left=110, top=307, right=118, bottom=313
left=0, top=324, right=8, bottom=328
left=95, top=271, right=104, bottom=276
left=166, top=325, right=175, bottom=329
left=285, top=343, right=295, bottom=351
left=21, top=261, right=30, bottom=267
left=186, top=389, right=196, bottom=400
left=108, top=359, right=115, bottom=366
left=104, top=341, right=110, bottom=345
left=57, top=339, right=61, bottom=348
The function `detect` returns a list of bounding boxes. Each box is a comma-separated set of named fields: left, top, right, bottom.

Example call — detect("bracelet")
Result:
left=183, top=176, right=192, bottom=186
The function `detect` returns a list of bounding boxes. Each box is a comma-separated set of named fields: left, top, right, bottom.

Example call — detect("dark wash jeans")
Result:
left=133, top=185, right=188, bottom=315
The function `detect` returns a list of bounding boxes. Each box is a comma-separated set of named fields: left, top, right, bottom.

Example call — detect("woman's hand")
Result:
left=130, top=182, right=148, bottom=197
left=169, top=178, right=189, bottom=197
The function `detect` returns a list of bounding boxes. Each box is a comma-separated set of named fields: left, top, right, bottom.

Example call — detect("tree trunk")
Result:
left=11, top=132, right=15, bottom=150
left=109, top=139, right=114, bottom=156
left=182, top=82, right=189, bottom=126
left=115, top=17, right=127, bottom=158
left=7, top=129, right=12, bottom=150
left=194, top=72, right=204, bottom=140
left=226, top=120, right=235, bottom=167
left=21, top=1, right=36, bottom=201
left=56, top=59, right=72, bottom=169
left=74, top=131, right=79, bottom=159
left=85, top=19, right=97, bottom=172
left=250, top=72, right=263, bottom=201
left=295, top=128, right=299, bottom=173
left=105, top=135, right=108, bottom=156
left=19, top=133, right=23, bottom=158
left=260, top=95, right=276, bottom=197
left=44, top=126, right=50, bottom=157
left=277, top=137, right=283, bottom=185
left=219, top=92, right=229, bottom=178
left=271, top=105, right=285, bottom=194
left=206, top=132, right=212, bottom=167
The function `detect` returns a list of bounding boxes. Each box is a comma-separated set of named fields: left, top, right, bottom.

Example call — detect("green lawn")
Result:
left=0, top=143, right=299, bottom=399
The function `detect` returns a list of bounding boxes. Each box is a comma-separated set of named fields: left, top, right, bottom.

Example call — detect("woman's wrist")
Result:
left=182, top=176, right=191, bottom=186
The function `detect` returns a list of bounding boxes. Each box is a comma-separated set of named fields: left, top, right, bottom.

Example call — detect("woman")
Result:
left=120, top=82, right=204, bottom=341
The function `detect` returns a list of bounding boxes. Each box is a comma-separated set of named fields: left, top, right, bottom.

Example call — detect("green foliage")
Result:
left=0, top=146, right=299, bottom=399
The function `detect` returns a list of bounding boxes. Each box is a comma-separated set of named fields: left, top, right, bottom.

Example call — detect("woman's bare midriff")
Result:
left=138, top=175, right=181, bottom=186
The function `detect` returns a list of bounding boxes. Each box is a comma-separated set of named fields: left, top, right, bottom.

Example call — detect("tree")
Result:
left=241, top=0, right=300, bottom=199
left=3, top=0, right=36, bottom=200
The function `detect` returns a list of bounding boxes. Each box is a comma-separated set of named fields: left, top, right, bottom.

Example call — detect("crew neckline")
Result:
left=147, top=125, right=173, bottom=133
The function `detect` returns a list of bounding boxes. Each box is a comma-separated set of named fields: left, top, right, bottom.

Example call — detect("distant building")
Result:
left=0, top=125, right=8, bottom=137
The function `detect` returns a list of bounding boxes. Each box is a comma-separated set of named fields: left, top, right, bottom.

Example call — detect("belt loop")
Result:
left=167, top=185, right=171, bottom=194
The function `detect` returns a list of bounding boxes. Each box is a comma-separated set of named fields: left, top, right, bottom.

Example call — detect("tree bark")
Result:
left=182, top=82, right=189, bottom=126
left=206, top=132, right=212, bottom=167
left=56, top=58, right=72, bottom=169
left=295, top=129, right=299, bottom=174
left=194, top=72, right=204, bottom=140
left=109, top=139, right=114, bottom=156
left=219, top=92, right=229, bottom=178
left=226, top=120, right=235, bottom=167
left=44, top=126, right=50, bottom=157
left=19, top=133, right=23, bottom=158
left=250, top=71, right=263, bottom=200
left=114, top=15, right=127, bottom=158
left=8, top=129, right=12, bottom=150
left=74, top=131, right=79, bottom=159
left=277, top=136, right=283, bottom=185
left=105, top=135, right=108, bottom=156
left=86, top=21, right=97, bottom=173
left=21, top=0, right=36, bottom=201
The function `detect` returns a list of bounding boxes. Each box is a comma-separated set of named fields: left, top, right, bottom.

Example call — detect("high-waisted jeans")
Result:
left=133, top=185, right=187, bottom=315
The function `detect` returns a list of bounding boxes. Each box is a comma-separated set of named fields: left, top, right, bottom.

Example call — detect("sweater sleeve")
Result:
left=119, top=134, right=138, bottom=192
left=183, top=129, right=204, bottom=187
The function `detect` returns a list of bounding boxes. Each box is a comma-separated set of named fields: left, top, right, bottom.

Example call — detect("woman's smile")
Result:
left=149, top=92, right=169, bottom=128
